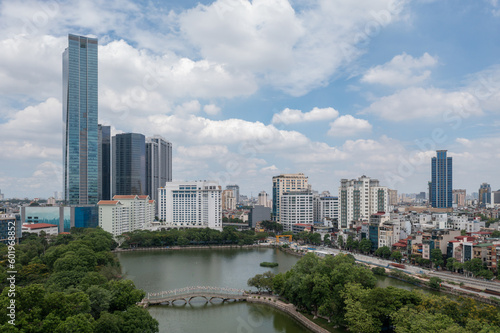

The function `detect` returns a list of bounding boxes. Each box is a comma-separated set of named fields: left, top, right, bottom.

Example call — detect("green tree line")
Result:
left=248, top=253, right=500, bottom=332
left=119, top=227, right=268, bottom=248
left=0, top=228, right=158, bottom=332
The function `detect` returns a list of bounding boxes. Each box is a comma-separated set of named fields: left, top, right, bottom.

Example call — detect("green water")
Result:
left=116, top=247, right=431, bottom=333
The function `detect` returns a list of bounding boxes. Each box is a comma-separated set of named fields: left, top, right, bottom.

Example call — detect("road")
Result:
left=291, top=243, right=500, bottom=294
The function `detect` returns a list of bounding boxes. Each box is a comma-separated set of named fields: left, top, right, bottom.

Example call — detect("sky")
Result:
left=0, top=0, right=499, bottom=199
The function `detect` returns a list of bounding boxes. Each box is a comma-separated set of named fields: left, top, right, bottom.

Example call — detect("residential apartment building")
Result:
left=158, top=181, right=222, bottom=230
left=452, top=189, right=466, bottom=207
left=272, top=173, right=309, bottom=223
left=257, top=191, right=270, bottom=208
left=338, top=175, right=388, bottom=228
left=98, top=195, right=154, bottom=236
left=222, top=189, right=236, bottom=211
left=280, top=190, right=313, bottom=232
left=226, top=185, right=240, bottom=204
left=313, top=195, right=339, bottom=225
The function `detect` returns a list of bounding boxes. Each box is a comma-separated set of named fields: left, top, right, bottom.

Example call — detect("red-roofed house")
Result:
left=22, top=223, right=59, bottom=236
left=98, top=195, right=154, bottom=236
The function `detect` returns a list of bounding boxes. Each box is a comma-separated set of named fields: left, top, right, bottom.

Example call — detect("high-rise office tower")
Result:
left=479, top=183, right=491, bottom=206
left=63, top=34, right=98, bottom=205
left=338, top=175, right=388, bottom=228
left=226, top=185, right=240, bottom=204
left=112, top=133, right=146, bottom=196
left=431, top=150, right=452, bottom=208
left=272, top=173, right=309, bottom=223
left=98, top=125, right=111, bottom=200
left=146, top=136, right=172, bottom=205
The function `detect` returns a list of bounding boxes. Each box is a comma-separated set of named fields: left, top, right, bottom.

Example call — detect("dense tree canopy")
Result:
left=266, top=252, right=500, bottom=332
left=0, top=228, right=158, bottom=333
left=119, top=227, right=261, bottom=248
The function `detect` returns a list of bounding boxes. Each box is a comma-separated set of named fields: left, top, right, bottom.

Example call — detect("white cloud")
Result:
left=272, top=107, right=339, bottom=125
left=261, top=165, right=278, bottom=172
left=177, top=145, right=229, bottom=159
left=363, top=87, right=483, bottom=121
left=204, top=104, right=221, bottom=115
left=0, top=98, right=61, bottom=159
left=179, top=0, right=407, bottom=95
left=328, top=115, right=372, bottom=137
left=464, top=65, right=500, bottom=113
left=361, top=52, right=437, bottom=86
left=456, top=138, right=472, bottom=147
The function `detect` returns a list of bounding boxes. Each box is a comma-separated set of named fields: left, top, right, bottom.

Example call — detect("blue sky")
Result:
left=0, top=0, right=499, bottom=199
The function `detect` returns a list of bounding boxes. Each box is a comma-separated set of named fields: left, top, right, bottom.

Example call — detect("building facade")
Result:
left=113, top=133, right=146, bottom=196
left=21, top=205, right=98, bottom=233
left=158, top=181, right=222, bottom=230
left=338, top=176, right=388, bottom=229
left=0, top=214, right=22, bottom=244
left=479, top=183, right=491, bottom=206
left=249, top=205, right=271, bottom=229
left=280, top=191, right=314, bottom=232
left=146, top=136, right=172, bottom=206
left=63, top=34, right=98, bottom=205
left=222, top=189, right=236, bottom=211
left=257, top=191, right=269, bottom=207
left=226, top=185, right=240, bottom=204
left=98, top=124, right=111, bottom=201
left=98, top=195, right=154, bottom=236
left=431, top=150, right=452, bottom=208
left=452, top=189, right=466, bottom=207
left=272, top=173, right=309, bottom=223
left=313, top=196, right=339, bottom=224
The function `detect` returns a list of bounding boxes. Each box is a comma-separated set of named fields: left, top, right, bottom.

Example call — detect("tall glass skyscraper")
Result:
left=113, top=133, right=146, bottom=196
left=63, top=34, right=98, bottom=205
left=431, top=150, right=452, bottom=208
left=98, top=124, right=111, bottom=200
left=146, top=136, right=172, bottom=205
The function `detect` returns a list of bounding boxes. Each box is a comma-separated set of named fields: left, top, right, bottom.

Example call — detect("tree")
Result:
left=107, top=280, right=145, bottom=312
left=446, top=258, right=457, bottom=272
left=430, top=248, right=444, bottom=269
left=375, top=246, right=391, bottom=259
left=86, top=285, right=112, bottom=318
left=247, top=274, right=263, bottom=292
left=309, top=233, right=322, bottom=245
left=461, top=229, right=467, bottom=236
left=391, top=251, right=403, bottom=263
left=117, top=306, right=159, bottom=333
left=464, top=258, right=483, bottom=277
left=359, top=239, right=372, bottom=254
left=338, top=235, right=344, bottom=249
left=492, top=230, right=500, bottom=238
left=323, top=234, right=331, bottom=246
left=55, top=313, right=95, bottom=333
left=428, top=277, right=442, bottom=289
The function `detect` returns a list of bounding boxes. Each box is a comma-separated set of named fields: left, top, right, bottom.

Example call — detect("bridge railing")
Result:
left=147, top=286, right=247, bottom=299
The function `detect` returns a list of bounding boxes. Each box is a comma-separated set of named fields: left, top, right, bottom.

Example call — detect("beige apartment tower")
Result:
left=272, top=173, right=309, bottom=223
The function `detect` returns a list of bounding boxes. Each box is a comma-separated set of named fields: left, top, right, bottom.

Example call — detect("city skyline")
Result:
left=1, top=1, right=500, bottom=199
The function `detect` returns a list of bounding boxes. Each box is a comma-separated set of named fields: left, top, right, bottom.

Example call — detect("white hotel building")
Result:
left=98, top=195, right=155, bottom=236
left=158, top=181, right=222, bottom=230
